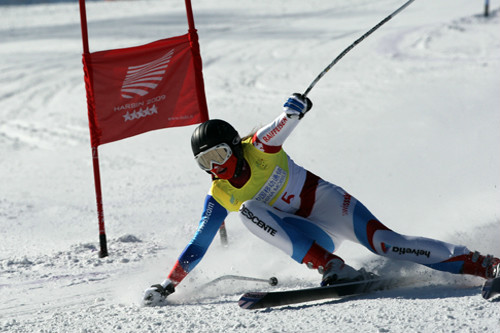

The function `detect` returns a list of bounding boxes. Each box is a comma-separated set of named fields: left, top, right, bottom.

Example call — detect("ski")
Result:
left=481, top=276, right=500, bottom=300
left=238, top=276, right=399, bottom=310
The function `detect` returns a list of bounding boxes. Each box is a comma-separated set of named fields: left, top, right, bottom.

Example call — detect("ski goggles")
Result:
left=195, top=143, right=233, bottom=171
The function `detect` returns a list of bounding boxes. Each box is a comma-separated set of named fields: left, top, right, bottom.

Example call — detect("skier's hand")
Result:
left=142, top=280, right=175, bottom=306
left=283, top=93, right=313, bottom=119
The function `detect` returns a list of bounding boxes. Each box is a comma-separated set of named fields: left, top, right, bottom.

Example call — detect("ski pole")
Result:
left=303, top=0, right=417, bottom=97
left=219, top=221, right=228, bottom=247
left=204, top=275, right=278, bottom=287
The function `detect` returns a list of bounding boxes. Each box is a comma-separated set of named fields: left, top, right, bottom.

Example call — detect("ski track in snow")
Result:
left=1, top=0, right=499, bottom=332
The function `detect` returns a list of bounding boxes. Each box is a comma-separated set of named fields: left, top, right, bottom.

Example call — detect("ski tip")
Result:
left=238, top=292, right=267, bottom=310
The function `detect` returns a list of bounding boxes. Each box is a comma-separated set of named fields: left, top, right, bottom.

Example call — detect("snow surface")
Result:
left=1, top=0, right=499, bottom=332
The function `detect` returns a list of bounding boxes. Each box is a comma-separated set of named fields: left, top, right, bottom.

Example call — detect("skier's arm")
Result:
left=253, top=94, right=312, bottom=152
left=166, top=195, right=228, bottom=286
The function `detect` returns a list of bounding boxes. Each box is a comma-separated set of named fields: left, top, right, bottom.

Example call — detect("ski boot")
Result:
left=462, top=251, right=500, bottom=279
left=321, top=258, right=377, bottom=287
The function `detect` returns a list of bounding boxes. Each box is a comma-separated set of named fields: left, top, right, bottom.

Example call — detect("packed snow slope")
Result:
left=1, top=0, right=499, bottom=332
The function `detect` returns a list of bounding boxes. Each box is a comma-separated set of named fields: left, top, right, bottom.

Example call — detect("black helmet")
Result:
left=191, top=119, right=244, bottom=176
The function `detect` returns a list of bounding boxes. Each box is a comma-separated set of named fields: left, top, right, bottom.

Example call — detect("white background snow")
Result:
left=1, top=0, right=499, bottom=332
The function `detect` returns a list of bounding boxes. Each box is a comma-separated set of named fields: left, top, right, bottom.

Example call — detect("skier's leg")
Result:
left=238, top=199, right=337, bottom=265
left=238, top=200, right=365, bottom=284
left=351, top=200, right=500, bottom=278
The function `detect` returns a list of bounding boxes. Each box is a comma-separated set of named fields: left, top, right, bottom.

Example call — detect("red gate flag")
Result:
left=82, top=33, right=209, bottom=146
left=79, top=0, right=210, bottom=257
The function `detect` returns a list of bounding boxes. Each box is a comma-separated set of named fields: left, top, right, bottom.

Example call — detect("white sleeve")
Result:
left=253, top=112, right=300, bottom=152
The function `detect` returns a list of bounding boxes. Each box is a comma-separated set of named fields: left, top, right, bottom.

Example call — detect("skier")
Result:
left=143, top=93, right=500, bottom=305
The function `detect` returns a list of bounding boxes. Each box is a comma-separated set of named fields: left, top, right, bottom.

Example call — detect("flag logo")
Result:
left=83, top=35, right=208, bottom=146
left=120, top=49, right=174, bottom=99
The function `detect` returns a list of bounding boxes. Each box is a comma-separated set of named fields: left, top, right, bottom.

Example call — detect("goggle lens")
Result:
left=195, top=144, right=233, bottom=171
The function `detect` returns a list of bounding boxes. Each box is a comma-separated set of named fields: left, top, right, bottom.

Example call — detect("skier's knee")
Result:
left=238, top=200, right=296, bottom=257
left=238, top=200, right=278, bottom=238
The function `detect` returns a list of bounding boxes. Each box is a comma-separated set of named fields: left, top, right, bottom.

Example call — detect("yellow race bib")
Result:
left=210, top=138, right=289, bottom=211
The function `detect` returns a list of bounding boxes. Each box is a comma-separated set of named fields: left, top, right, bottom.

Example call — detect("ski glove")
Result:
left=142, top=280, right=175, bottom=306
left=283, top=93, right=313, bottom=119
